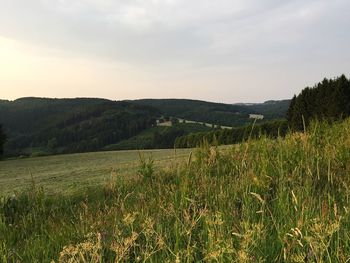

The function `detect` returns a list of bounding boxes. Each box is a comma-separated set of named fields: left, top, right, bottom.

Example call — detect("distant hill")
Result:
left=132, top=98, right=289, bottom=127
left=233, top=99, right=291, bottom=119
left=0, top=97, right=159, bottom=156
left=0, top=97, right=289, bottom=157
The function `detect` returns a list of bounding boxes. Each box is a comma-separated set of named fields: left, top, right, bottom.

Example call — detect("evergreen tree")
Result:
left=286, top=95, right=296, bottom=123
left=287, top=75, right=350, bottom=130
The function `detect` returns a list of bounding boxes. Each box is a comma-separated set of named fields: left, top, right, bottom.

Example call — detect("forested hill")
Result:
left=0, top=97, right=289, bottom=157
left=0, top=97, right=159, bottom=156
left=132, top=99, right=290, bottom=127
left=233, top=100, right=290, bottom=119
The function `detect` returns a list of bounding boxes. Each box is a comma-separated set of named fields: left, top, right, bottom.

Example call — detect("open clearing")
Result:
left=0, top=148, right=191, bottom=196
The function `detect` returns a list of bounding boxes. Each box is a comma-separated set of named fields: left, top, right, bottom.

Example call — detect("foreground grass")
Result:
left=1, top=120, right=350, bottom=262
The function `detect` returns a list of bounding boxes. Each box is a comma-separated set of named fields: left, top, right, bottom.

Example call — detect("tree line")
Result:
left=287, top=74, right=350, bottom=130
left=175, top=120, right=288, bottom=148
left=175, top=74, right=350, bottom=148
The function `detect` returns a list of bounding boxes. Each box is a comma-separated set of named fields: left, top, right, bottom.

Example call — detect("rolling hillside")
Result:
left=133, top=99, right=252, bottom=127
left=0, top=97, right=159, bottom=156
left=0, top=97, right=289, bottom=157
left=133, top=98, right=289, bottom=127
left=233, top=99, right=290, bottom=119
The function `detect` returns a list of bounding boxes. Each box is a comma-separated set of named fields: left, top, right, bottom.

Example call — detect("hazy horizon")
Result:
left=1, top=0, right=349, bottom=103
left=1, top=95, right=293, bottom=104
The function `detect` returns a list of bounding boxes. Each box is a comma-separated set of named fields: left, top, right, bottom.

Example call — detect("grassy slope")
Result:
left=1, top=119, right=350, bottom=261
left=0, top=149, right=191, bottom=196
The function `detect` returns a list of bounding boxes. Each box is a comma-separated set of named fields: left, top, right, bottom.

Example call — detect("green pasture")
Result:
left=0, top=148, right=191, bottom=196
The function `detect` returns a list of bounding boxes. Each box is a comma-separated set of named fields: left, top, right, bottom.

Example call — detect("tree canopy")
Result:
left=175, top=120, right=288, bottom=148
left=287, top=75, right=350, bottom=130
left=0, top=98, right=159, bottom=157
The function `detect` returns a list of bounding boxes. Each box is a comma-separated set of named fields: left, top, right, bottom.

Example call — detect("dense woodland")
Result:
left=287, top=75, right=350, bottom=130
left=0, top=98, right=159, bottom=156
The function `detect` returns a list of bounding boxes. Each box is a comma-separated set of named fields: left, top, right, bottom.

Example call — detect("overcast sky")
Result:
left=0, top=0, right=349, bottom=103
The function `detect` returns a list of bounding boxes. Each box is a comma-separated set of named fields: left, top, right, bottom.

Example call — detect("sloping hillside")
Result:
left=0, top=97, right=159, bottom=156
left=133, top=99, right=253, bottom=127
left=1, top=119, right=350, bottom=261
left=234, top=99, right=290, bottom=119
left=133, top=98, right=289, bottom=127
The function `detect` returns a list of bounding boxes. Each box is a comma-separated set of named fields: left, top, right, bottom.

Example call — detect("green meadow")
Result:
left=1, top=120, right=350, bottom=262
left=0, top=149, right=191, bottom=196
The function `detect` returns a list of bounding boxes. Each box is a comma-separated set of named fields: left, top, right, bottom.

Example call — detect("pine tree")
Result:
left=286, top=75, right=350, bottom=131
left=286, top=95, right=296, bottom=124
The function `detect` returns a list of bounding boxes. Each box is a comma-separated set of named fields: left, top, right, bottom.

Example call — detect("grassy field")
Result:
left=0, top=148, right=191, bottom=196
left=1, top=120, right=350, bottom=262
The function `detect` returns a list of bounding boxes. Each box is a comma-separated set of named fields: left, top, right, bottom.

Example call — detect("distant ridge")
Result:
left=233, top=99, right=291, bottom=119
left=0, top=97, right=289, bottom=157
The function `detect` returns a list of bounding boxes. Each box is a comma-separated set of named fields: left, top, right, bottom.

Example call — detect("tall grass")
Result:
left=1, top=120, right=350, bottom=262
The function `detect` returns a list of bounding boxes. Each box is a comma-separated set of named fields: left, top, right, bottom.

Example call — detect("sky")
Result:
left=0, top=0, right=349, bottom=103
